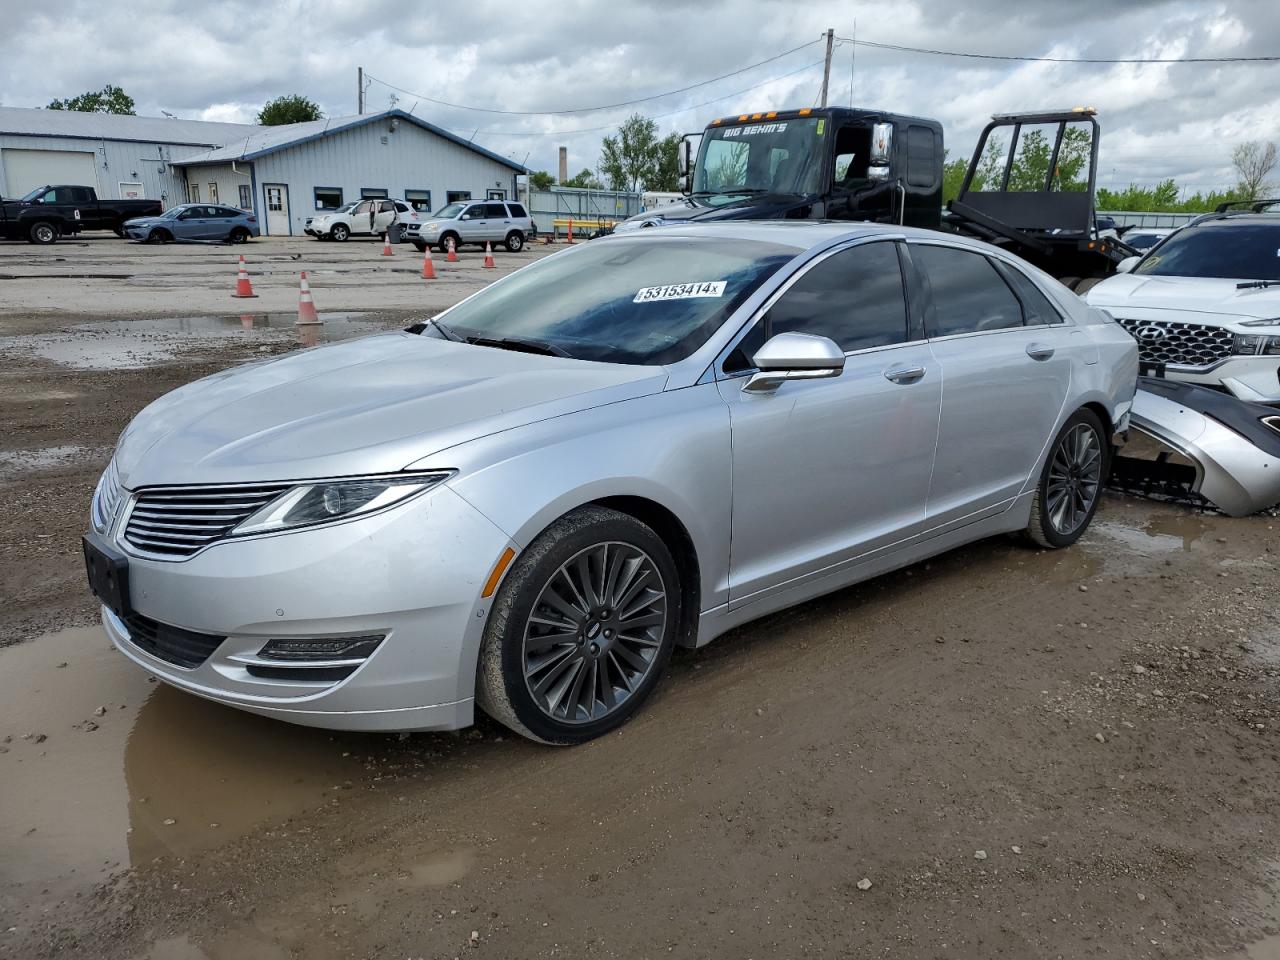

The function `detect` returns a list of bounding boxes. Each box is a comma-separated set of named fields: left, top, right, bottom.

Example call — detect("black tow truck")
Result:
left=619, top=105, right=1133, bottom=287
left=0, top=184, right=163, bottom=244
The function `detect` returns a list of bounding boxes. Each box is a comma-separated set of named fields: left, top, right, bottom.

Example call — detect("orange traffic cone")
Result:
left=566, top=218, right=576, bottom=244
left=421, top=245, right=436, bottom=280
left=483, top=241, right=495, bottom=269
left=231, top=255, right=258, bottom=298
left=381, top=232, right=393, bottom=256
left=446, top=237, right=458, bottom=263
left=296, top=271, right=320, bottom=325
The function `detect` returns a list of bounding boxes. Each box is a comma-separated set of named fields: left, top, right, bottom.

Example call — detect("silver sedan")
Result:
left=83, top=222, right=1138, bottom=744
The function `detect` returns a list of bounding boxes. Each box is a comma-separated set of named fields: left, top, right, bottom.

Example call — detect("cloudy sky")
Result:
left=4, top=0, right=1278, bottom=195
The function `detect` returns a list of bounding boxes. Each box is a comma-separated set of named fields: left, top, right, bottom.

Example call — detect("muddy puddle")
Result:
left=0, top=312, right=396, bottom=370
left=0, top=625, right=368, bottom=910
left=0, top=443, right=110, bottom=480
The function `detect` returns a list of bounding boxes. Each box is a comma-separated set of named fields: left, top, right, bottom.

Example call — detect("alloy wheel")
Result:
left=1046, top=422, right=1102, bottom=535
left=522, top=541, right=667, bottom=724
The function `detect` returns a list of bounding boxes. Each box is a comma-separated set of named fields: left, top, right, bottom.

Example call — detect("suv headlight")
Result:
left=1232, top=333, right=1280, bottom=355
left=232, top=472, right=451, bottom=536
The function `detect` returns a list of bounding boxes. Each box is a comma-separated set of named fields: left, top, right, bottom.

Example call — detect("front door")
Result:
left=263, top=184, right=289, bottom=236
left=717, top=240, right=942, bottom=607
left=906, top=241, right=1076, bottom=528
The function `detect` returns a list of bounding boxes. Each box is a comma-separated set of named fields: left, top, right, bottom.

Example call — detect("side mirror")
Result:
left=870, top=122, right=894, bottom=166
left=678, top=133, right=700, bottom=195
left=1115, top=255, right=1141, bottom=274
left=743, top=331, right=845, bottom=394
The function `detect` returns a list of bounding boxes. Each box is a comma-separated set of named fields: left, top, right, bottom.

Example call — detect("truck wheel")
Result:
left=504, top=231, right=525, bottom=252
left=330, top=224, right=350, bottom=241
left=28, top=222, right=59, bottom=245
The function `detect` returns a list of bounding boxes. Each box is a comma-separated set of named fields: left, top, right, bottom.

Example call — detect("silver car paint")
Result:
left=95, top=222, right=1137, bottom=731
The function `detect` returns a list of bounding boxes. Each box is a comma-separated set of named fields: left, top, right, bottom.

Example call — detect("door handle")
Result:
left=883, top=363, right=926, bottom=384
left=1026, top=342, right=1056, bottom=361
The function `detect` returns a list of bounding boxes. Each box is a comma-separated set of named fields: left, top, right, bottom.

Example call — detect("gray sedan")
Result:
left=84, top=222, right=1137, bottom=744
left=123, top=203, right=260, bottom=244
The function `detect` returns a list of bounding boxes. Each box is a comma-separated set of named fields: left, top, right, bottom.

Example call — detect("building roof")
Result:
left=0, top=106, right=259, bottom=146
left=175, top=109, right=526, bottom=173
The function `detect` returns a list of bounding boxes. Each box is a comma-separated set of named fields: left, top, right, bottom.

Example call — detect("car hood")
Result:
left=114, top=332, right=669, bottom=488
left=124, top=215, right=165, bottom=227
left=1086, top=274, right=1280, bottom=320
left=618, top=194, right=816, bottom=229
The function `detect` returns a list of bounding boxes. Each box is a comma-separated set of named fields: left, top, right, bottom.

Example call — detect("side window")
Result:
left=995, top=261, right=1064, bottom=325
left=767, top=243, right=909, bottom=352
left=484, top=202, right=508, bottom=218
left=353, top=200, right=371, bottom=216
left=73, top=187, right=95, bottom=203
left=906, top=125, right=937, bottom=188
left=507, top=202, right=528, bottom=218
left=379, top=200, right=395, bottom=213
left=913, top=245, right=1024, bottom=336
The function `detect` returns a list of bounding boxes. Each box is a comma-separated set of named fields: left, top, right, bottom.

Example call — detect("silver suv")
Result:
left=409, top=200, right=535, bottom=253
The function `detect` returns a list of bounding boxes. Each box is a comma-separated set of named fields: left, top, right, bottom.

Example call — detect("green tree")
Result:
left=47, top=84, right=135, bottom=115
left=561, top=168, right=602, bottom=189
left=942, top=151, right=968, bottom=204
left=942, top=137, right=1004, bottom=203
left=600, top=114, right=668, bottom=192
left=1007, top=127, right=1092, bottom=192
left=528, top=170, right=556, bottom=191
left=256, top=95, right=323, bottom=126
left=1232, top=140, right=1277, bottom=202
left=652, top=132, right=682, bottom=192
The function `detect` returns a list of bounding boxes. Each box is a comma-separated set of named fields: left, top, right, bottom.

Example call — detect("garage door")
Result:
left=2, top=149, right=98, bottom=199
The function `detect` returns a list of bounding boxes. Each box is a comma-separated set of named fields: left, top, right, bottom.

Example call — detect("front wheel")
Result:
left=330, top=224, right=350, bottom=241
left=145, top=229, right=169, bottom=244
left=28, top=221, right=58, bottom=244
left=477, top=506, right=681, bottom=744
left=504, top=230, right=524, bottom=252
left=1025, top=408, right=1108, bottom=549
left=438, top=232, right=460, bottom=254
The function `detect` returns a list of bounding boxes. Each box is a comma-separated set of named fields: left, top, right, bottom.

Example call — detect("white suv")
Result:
left=409, top=200, right=535, bottom=253
left=1086, top=213, right=1280, bottom=404
left=305, top=199, right=421, bottom=241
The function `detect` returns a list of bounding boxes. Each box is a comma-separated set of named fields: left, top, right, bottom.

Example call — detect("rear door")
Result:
left=907, top=241, right=1078, bottom=529
left=484, top=202, right=511, bottom=242
left=374, top=200, right=397, bottom=234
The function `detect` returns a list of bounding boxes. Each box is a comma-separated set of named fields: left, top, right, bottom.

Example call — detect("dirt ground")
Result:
left=2, top=235, right=1279, bottom=960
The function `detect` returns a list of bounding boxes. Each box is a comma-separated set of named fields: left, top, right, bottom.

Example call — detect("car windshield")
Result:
left=429, top=236, right=799, bottom=364
left=1135, top=223, right=1280, bottom=280
left=159, top=206, right=187, bottom=219
left=19, top=186, right=50, bottom=202
left=691, top=118, right=825, bottom=206
left=432, top=203, right=466, bottom=219
left=334, top=202, right=357, bottom=214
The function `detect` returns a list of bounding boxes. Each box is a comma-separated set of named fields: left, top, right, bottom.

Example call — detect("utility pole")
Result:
left=819, top=28, right=834, bottom=108
left=357, top=66, right=364, bottom=114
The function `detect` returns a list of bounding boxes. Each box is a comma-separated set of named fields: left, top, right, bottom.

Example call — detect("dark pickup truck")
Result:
left=0, top=185, right=163, bottom=244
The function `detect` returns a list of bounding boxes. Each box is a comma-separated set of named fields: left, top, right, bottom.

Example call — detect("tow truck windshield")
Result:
left=691, top=117, right=825, bottom=206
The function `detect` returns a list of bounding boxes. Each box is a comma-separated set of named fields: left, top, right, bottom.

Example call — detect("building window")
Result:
left=208, top=182, right=219, bottom=203
left=187, top=182, right=200, bottom=202
left=486, top=188, right=506, bottom=200
left=239, top=184, right=252, bottom=210
left=360, top=187, right=388, bottom=199
left=404, top=189, right=432, bottom=212
left=446, top=190, right=470, bottom=204
left=314, top=187, right=343, bottom=210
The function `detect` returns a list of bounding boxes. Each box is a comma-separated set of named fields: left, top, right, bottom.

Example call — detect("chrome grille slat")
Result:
left=1114, top=316, right=1234, bottom=367
left=124, top=482, right=290, bottom=559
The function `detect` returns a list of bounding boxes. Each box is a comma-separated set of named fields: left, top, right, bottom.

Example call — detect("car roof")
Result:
left=600, top=220, right=994, bottom=252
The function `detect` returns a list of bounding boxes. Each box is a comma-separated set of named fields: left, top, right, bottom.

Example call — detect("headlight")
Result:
left=1232, top=333, right=1280, bottom=355
left=232, top=472, right=451, bottom=536
left=1238, top=318, right=1280, bottom=327
left=424, top=223, right=440, bottom=234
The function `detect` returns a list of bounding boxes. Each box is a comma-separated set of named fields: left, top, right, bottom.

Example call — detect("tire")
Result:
left=28, top=221, right=58, bottom=245
left=1057, top=276, right=1081, bottom=291
left=411, top=239, right=426, bottom=253
left=113, top=226, right=126, bottom=238
left=228, top=227, right=250, bottom=244
left=504, top=230, right=524, bottom=252
left=1025, top=408, right=1108, bottom=549
left=477, top=506, right=682, bottom=744
left=438, top=231, right=460, bottom=254
left=1073, top=276, right=1104, bottom=295
left=145, top=229, right=169, bottom=244
left=330, top=223, right=350, bottom=241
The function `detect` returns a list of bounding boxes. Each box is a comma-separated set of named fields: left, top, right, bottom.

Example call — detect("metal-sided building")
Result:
left=0, top=107, right=526, bottom=236
left=174, top=110, right=526, bottom=236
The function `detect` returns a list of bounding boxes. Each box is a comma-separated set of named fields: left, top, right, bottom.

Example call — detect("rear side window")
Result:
left=913, top=244, right=1024, bottom=336
left=995, top=261, right=1064, bottom=325
left=484, top=202, right=508, bottom=218
left=767, top=242, right=909, bottom=352
left=906, top=125, right=938, bottom=188
left=507, top=202, right=528, bottom=218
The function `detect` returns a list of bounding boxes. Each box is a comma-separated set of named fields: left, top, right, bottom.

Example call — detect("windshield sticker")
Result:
left=723, top=123, right=788, bottom=138
left=633, top=281, right=727, bottom=303
left=816, top=119, right=825, bottom=136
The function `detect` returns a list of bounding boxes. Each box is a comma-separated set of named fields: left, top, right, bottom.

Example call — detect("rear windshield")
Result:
left=1135, top=223, right=1280, bottom=280
left=430, top=236, right=799, bottom=365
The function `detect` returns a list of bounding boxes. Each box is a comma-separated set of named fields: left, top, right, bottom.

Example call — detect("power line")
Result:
left=365, top=38, right=822, bottom=118
left=835, top=36, right=1280, bottom=64
left=445, top=57, right=827, bottom=138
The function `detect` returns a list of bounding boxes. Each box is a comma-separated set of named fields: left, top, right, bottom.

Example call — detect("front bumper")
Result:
left=1156, top=355, right=1280, bottom=404
left=96, top=485, right=517, bottom=732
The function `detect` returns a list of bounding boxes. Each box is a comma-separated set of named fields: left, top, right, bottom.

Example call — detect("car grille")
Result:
left=122, top=612, right=226, bottom=668
left=124, top=483, right=290, bottom=558
left=1113, top=316, right=1234, bottom=367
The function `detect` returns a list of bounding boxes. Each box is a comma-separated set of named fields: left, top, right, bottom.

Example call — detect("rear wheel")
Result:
left=330, top=223, right=350, bottom=241
left=504, top=230, right=524, bottom=252
left=1025, top=408, right=1107, bottom=549
left=477, top=506, right=681, bottom=744
left=228, top=227, right=250, bottom=244
left=28, top=221, right=58, bottom=244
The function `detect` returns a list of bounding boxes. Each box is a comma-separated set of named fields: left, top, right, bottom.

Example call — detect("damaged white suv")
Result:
left=1086, top=213, right=1280, bottom=405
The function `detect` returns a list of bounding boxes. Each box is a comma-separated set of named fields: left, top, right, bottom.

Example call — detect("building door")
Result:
left=486, top=189, right=506, bottom=200
left=263, top=184, right=290, bottom=236
left=208, top=182, right=219, bottom=204
left=238, top=184, right=252, bottom=210
left=118, top=181, right=144, bottom=199
left=2, top=149, right=97, bottom=197
left=187, top=182, right=200, bottom=203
